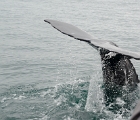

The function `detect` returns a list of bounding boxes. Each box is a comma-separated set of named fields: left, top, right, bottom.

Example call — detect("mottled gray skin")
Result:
left=99, top=48, right=140, bottom=107
left=100, top=48, right=139, bottom=87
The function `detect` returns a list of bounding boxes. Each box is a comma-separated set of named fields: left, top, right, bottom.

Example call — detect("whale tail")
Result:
left=44, top=19, right=140, bottom=60
left=44, top=19, right=140, bottom=86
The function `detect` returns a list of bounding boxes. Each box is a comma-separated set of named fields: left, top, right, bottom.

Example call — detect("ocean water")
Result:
left=0, top=0, right=140, bottom=119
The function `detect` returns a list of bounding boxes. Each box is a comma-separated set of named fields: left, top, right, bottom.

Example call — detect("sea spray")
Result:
left=85, top=71, right=104, bottom=112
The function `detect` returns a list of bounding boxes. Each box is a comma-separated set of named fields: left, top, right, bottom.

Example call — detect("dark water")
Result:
left=0, top=0, right=140, bottom=119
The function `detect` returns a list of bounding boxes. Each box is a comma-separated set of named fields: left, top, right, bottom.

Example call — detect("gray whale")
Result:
left=44, top=19, right=140, bottom=87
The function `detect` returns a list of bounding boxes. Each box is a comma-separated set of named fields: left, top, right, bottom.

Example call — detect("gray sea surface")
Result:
left=0, top=0, right=140, bottom=119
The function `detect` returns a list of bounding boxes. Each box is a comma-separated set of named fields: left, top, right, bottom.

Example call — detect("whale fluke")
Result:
left=44, top=19, right=140, bottom=86
left=44, top=19, right=140, bottom=117
left=44, top=19, right=140, bottom=60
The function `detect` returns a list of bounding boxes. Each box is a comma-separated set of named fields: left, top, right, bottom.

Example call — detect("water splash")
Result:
left=85, top=71, right=104, bottom=112
left=1, top=79, right=140, bottom=120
